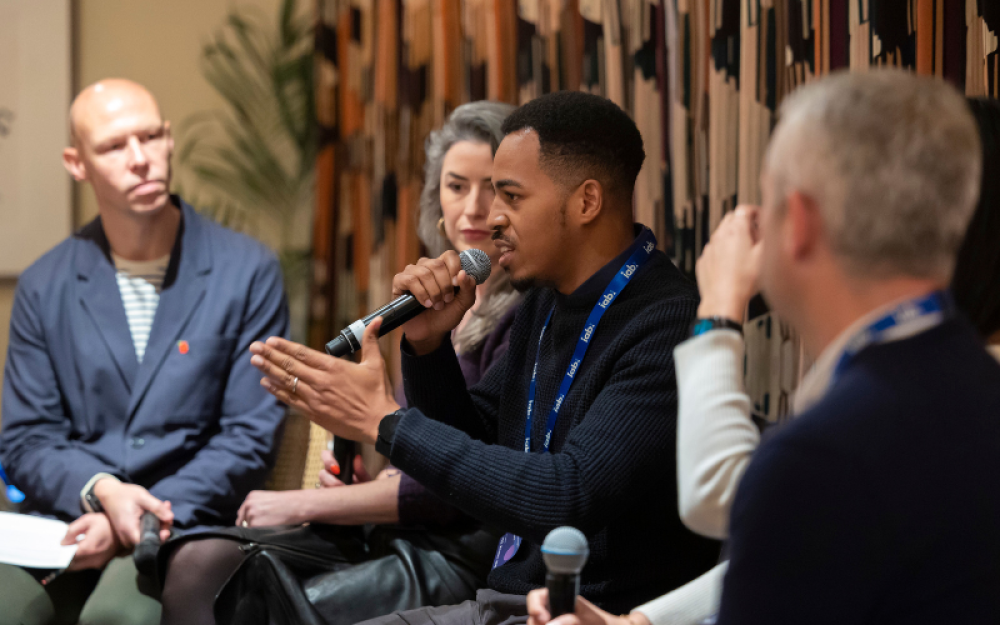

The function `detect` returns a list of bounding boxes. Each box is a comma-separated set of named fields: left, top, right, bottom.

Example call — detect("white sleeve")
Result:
left=633, top=561, right=727, bottom=625
left=675, top=330, right=759, bottom=539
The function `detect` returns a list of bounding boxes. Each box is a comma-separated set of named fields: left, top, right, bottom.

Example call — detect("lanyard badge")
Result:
left=493, top=229, right=657, bottom=569
left=832, top=290, right=952, bottom=381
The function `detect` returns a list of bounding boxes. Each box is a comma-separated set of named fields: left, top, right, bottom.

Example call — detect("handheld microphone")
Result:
left=133, top=511, right=162, bottom=579
left=332, top=436, right=355, bottom=484
left=542, top=526, right=589, bottom=617
left=325, top=249, right=492, bottom=358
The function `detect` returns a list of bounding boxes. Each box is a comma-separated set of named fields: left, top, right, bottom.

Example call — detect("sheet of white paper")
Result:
left=0, top=512, right=77, bottom=569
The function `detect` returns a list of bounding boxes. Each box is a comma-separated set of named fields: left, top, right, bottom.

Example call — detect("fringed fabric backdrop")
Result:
left=310, top=0, right=999, bottom=428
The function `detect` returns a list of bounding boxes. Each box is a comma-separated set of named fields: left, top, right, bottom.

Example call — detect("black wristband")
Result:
left=375, top=410, right=406, bottom=457
left=690, top=316, right=743, bottom=337
left=84, top=483, right=105, bottom=513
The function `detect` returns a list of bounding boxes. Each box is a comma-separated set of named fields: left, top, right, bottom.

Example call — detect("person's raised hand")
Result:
left=696, top=205, right=764, bottom=322
left=92, top=479, right=173, bottom=548
left=526, top=588, right=651, bottom=625
left=251, top=318, right=400, bottom=445
left=62, top=513, right=123, bottom=571
left=317, top=451, right=373, bottom=488
left=391, top=251, right=478, bottom=354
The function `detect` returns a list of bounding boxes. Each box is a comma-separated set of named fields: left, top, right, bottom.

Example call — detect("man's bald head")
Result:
left=69, top=79, right=162, bottom=148
left=63, top=79, right=174, bottom=217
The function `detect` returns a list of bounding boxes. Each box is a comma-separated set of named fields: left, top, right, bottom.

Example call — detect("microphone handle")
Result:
left=133, top=511, right=162, bottom=578
left=546, top=572, right=580, bottom=617
left=332, top=436, right=355, bottom=485
left=325, top=291, right=445, bottom=358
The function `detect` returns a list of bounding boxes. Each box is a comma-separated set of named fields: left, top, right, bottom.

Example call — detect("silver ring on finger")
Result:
left=241, top=519, right=249, bottom=528
left=291, top=376, right=299, bottom=395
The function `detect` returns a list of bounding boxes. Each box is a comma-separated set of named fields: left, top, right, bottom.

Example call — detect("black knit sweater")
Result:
left=392, top=231, right=720, bottom=612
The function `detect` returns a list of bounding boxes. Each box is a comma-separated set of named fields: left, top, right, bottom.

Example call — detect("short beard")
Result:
left=509, top=273, right=557, bottom=292
left=509, top=275, right=536, bottom=292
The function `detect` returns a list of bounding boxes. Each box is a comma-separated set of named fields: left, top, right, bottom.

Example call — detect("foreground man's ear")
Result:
left=786, top=190, right=823, bottom=263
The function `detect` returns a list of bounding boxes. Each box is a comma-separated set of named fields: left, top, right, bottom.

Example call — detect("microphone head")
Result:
left=459, top=249, right=492, bottom=285
left=541, top=526, right=589, bottom=575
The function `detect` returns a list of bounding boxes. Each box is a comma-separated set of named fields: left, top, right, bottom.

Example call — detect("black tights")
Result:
left=159, top=538, right=246, bottom=625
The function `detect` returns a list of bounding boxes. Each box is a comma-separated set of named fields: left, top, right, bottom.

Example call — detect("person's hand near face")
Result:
left=695, top=205, right=764, bottom=321
left=392, top=251, right=479, bottom=354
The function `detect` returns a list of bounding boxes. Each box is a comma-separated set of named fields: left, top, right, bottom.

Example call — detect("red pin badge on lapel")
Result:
left=177, top=340, right=190, bottom=355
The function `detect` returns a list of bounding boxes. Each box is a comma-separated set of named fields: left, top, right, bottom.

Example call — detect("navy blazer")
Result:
left=0, top=199, right=289, bottom=529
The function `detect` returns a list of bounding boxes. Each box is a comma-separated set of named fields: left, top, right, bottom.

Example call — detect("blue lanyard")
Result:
left=492, top=228, right=657, bottom=571
left=833, top=290, right=951, bottom=380
left=523, top=228, right=657, bottom=454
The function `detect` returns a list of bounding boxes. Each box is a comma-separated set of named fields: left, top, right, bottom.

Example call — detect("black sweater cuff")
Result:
left=400, top=333, right=454, bottom=360
left=400, top=334, right=467, bottom=409
left=375, top=411, right=404, bottom=457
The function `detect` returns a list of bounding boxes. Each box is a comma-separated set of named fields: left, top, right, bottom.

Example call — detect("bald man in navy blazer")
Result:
left=0, top=79, right=288, bottom=623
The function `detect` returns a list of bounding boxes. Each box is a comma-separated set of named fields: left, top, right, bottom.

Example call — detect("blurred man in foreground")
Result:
left=717, top=69, right=1000, bottom=625
left=712, top=69, right=1000, bottom=625
left=0, top=79, right=288, bottom=624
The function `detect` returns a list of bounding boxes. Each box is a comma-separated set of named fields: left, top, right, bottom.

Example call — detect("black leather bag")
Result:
left=161, top=522, right=500, bottom=625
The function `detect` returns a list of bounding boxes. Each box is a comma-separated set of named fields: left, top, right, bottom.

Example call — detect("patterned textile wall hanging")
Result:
left=311, top=0, right=998, bottom=425
left=312, top=0, right=670, bottom=357
left=667, top=0, right=997, bottom=422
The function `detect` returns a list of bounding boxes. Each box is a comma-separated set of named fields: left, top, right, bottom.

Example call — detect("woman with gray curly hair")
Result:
left=415, top=100, right=520, bottom=372
left=159, top=101, right=519, bottom=625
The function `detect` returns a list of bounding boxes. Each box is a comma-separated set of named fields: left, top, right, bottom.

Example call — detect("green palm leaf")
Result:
left=175, top=0, right=317, bottom=290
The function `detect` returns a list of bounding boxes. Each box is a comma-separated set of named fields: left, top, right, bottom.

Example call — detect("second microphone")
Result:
left=325, top=249, right=492, bottom=358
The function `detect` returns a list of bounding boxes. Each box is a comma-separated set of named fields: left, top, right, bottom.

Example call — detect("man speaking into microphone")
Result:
left=250, top=91, right=719, bottom=621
